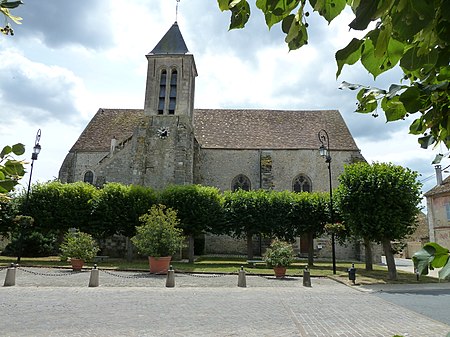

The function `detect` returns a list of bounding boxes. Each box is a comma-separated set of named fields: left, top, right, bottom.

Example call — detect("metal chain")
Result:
left=98, top=268, right=164, bottom=279
left=17, top=266, right=85, bottom=277
left=174, top=269, right=239, bottom=278
left=0, top=266, right=8, bottom=272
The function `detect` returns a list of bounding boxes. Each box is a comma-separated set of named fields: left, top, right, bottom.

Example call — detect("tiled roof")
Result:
left=70, top=108, right=360, bottom=152
left=150, top=22, right=189, bottom=55
left=70, top=109, right=144, bottom=152
left=194, top=109, right=359, bottom=150
left=424, top=176, right=450, bottom=197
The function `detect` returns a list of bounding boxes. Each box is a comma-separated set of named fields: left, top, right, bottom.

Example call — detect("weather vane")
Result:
left=176, top=0, right=181, bottom=22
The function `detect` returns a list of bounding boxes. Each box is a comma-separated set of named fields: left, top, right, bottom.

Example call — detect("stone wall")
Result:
left=198, top=148, right=359, bottom=192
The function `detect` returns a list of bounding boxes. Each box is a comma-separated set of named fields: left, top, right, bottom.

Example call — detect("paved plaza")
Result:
left=1, top=267, right=450, bottom=337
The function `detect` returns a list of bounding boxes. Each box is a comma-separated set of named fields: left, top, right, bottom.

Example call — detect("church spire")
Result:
left=149, top=21, right=189, bottom=55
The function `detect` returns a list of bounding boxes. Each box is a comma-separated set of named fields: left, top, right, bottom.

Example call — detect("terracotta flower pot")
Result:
left=148, top=256, right=172, bottom=274
left=71, top=258, right=84, bottom=271
left=273, top=266, right=287, bottom=278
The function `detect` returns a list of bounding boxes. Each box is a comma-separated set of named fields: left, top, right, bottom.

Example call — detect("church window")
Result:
left=84, top=170, right=94, bottom=184
left=169, top=70, right=177, bottom=114
left=293, top=175, right=311, bottom=193
left=232, top=174, right=251, bottom=191
left=158, top=70, right=167, bottom=115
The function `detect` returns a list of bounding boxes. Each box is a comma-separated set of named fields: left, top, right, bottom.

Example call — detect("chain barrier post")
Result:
left=4, top=263, right=16, bottom=287
left=166, top=265, right=175, bottom=288
left=89, top=264, right=99, bottom=287
left=303, top=266, right=311, bottom=287
left=237, top=266, right=246, bottom=288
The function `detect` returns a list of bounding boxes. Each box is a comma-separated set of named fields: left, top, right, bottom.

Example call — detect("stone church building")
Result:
left=59, top=22, right=365, bottom=257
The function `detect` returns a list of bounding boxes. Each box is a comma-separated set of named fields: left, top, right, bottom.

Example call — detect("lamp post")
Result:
left=318, top=129, right=336, bottom=274
left=17, top=129, right=41, bottom=263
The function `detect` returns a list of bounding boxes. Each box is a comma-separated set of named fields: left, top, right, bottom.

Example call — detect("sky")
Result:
left=0, top=0, right=447, bottom=209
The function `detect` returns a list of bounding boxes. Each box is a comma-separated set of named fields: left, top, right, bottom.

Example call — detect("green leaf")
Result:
left=0, top=145, right=12, bottom=158
left=438, top=258, right=450, bottom=280
left=229, top=0, right=251, bottom=29
left=218, top=0, right=231, bottom=11
left=0, top=1, right=22, bottom=9
left=412, top=245, right=434, bottom=275
left=399, top=86, right=422, bottom=113
left=335, top=38, right=363, bottom=78
left=381, top=96, right=406, bottom=121
left=361, top=31, right=404, bottom=78
left=311, top=0, right=346, bottom=23
left=418, top=134, right=434, bottom=149
left=11, top=143, right=25, bottom=156
left=349, top=1, right=379, bottom=30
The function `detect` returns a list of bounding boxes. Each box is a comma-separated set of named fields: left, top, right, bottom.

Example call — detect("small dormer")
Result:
left=144, top=22, right=197, bottom=119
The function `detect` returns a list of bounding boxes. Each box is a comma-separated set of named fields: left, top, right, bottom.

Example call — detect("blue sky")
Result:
left=0, top=0, right=447, bottom=208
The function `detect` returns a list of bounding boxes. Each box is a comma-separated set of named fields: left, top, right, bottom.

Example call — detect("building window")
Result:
left=446, top=203, right=450, bottom=221
left=158, top=70, right=167, bottom=115
left=84, top=171, right=94, bottom=184
left=293, top=174, right=311, bottom=193
left=169, top=70, right=177, bottom=114
left=232, top=174, right=251, bottom=191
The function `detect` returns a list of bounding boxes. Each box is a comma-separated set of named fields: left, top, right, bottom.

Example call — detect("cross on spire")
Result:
left=176, top=0, right=180, bottom=21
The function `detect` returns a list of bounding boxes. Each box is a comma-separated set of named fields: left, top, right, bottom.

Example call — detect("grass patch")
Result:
left=0, top=255, right=444, bottom=284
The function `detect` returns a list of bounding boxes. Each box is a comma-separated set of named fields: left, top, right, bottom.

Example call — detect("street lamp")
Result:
left=17, top=129, right=42, bottom=263
left=318, top=129, right=336, bottom=274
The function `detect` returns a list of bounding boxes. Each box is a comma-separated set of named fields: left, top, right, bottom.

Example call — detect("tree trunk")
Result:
left=382, top=238, right=397, bottom=280
left=246, top=233, right=254, bottom=260
left=307, top=232, right=314, bottom=267
left=125, top=237, right=133, bottom=262
left=364, top=238, right=373, bottom=271
left=188, top=234, right=195, bottom=263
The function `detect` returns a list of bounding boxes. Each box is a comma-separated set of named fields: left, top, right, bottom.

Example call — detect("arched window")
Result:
left=232, top=174, right=251, bottom=191
left=169, top=70, right=177, bottom=114
left=158, top=69, right=167, bottom=115
left=293, top=174, right=311, bottom=193
left=83, top=171, right=94, bottom=184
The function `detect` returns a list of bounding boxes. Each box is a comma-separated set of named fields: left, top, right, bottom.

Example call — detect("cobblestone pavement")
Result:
left=1, top=267, right=450, bottom=337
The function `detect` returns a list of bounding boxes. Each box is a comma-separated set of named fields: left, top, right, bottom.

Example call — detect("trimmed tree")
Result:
left=160, top=185, right=224, bottom=263
left=222, top=189, right=273, bottom=259
left=337, top=162, right=422, bottom=279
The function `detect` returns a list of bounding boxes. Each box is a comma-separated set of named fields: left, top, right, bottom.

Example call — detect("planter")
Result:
left=273, top=266, right=287, bottom=278
left=71, top=258, right=84, bottom=271
left=148, top=256, right=172, bottom=274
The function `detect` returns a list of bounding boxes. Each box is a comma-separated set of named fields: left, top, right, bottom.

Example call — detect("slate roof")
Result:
left=69, top=108, right=360, bottom=152
left=150, top=22, right=189, bottom=55
left=424, top=175, right=450, bottom=197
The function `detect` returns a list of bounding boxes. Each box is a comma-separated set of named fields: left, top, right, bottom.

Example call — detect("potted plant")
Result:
left=60, top=230, right=99, bottom=271
left=263, top=239, right=295, bottom=278
left=131, top=204, right=185, bottom=274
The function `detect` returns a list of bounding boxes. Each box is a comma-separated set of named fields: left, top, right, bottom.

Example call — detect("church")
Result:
left=59, top=22, right=365, bottom=257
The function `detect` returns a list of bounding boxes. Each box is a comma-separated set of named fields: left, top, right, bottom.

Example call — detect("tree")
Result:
left=290, top=191, right=329, bottom=267
left=160, top=185, right=224, bottom=263
left=337, top=162, right=422, bottom=280
left=222, top=189, right=273, bottom=259
left=218, top=1, right=450, bottom=149
left=1, top=0, right=22, bottom=36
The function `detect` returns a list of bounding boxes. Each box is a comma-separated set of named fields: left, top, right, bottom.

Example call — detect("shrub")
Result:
left=263, top=239, right=295, bottom=267
left=60, top=230, right=99, bottom=261
left=131, top=205, right=185, bottom=257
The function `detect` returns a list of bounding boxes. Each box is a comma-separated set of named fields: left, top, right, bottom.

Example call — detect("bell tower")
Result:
left=132, top=22, right=197, bottom=189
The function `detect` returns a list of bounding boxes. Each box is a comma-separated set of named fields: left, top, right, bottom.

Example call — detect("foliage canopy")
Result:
left=218, top=0, right=450, bottom=149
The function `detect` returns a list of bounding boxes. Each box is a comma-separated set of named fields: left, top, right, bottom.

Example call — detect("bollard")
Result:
left=88, top=264, right=99, bottom=287
left=347, top=263, right=356, bottom=284
left=4, top=263, right=16, bottom=287
left=415, top=268, right=420, bottom=281
left=237, top=266, right=246, bottom=288
left=166, top=265, right=175, bottom=288
left=303, top=266, right=311, bottom=287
